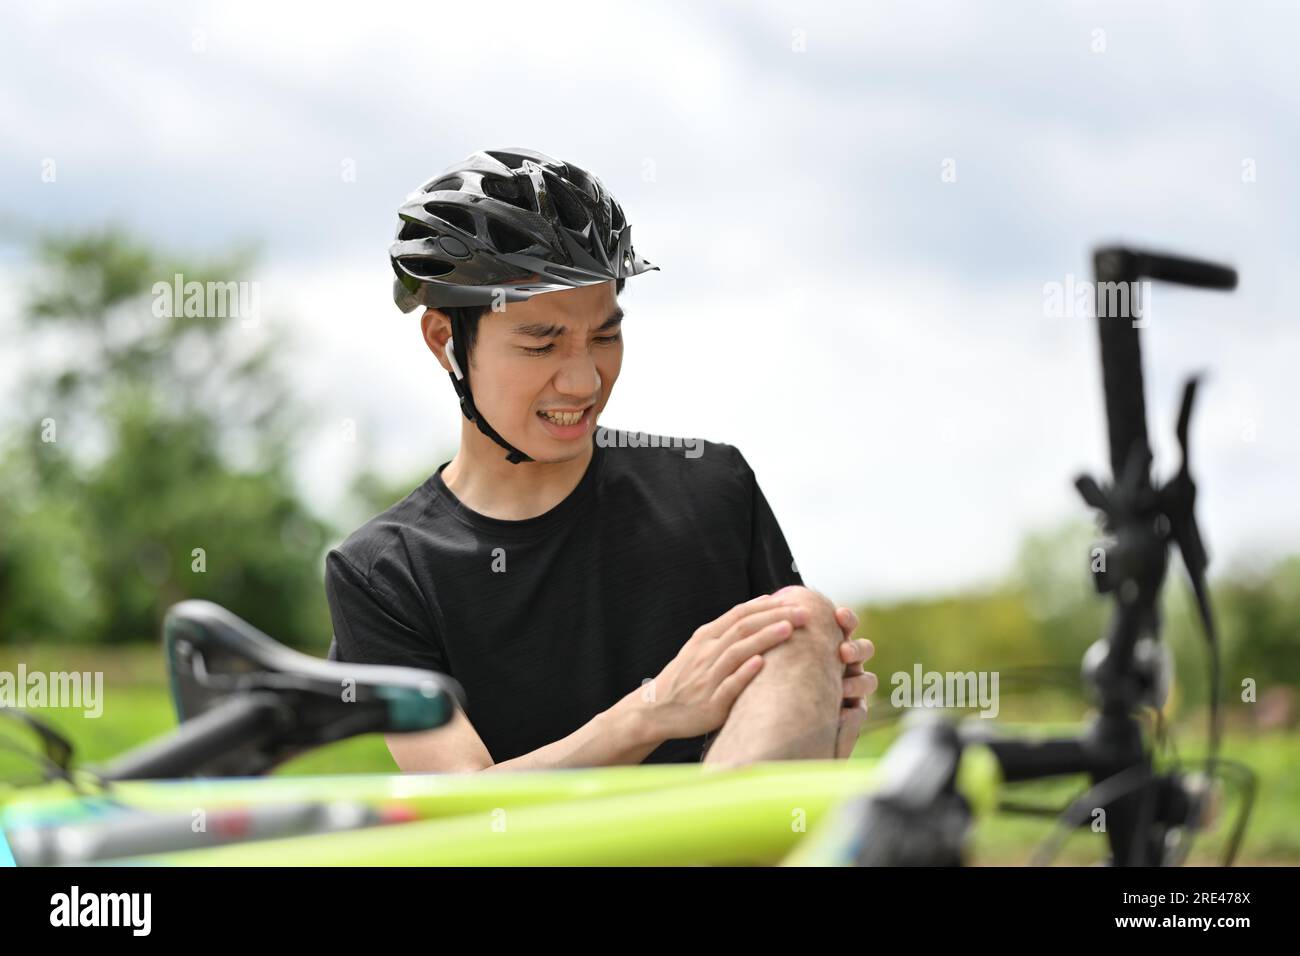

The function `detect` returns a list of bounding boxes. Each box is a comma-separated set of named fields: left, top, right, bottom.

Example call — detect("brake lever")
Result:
left=0, top=708, right=75, bottom=779
left=1160, top=376, right=1216, bottom=642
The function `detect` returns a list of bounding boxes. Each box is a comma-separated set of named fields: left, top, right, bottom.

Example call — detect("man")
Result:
left=325, top=148, right=876, bottom=771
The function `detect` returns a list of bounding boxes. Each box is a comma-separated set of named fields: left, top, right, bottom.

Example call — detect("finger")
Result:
left=834, top=606, right=860, bottom=638
left=713, top=604, right=808, bottom=647
left=711, top=620, right=795, bottom=680
left=838, top=637, right=875, bottom=665
left=840, top=672, right=878, bottom=700
left=835, top=700, right=869, bottom=759
left=835, top=610, right=854, bottom=640
left=712, top=653, right=766, bottom=710
left=698, top=593, right=788, bottom=641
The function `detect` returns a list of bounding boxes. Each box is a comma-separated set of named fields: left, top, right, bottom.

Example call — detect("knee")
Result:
left=773, top=586, right=840, bottom=650
left=774, top=585, right=834, bottom=619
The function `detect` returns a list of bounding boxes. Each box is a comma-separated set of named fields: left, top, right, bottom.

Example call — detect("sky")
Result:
left=1, top=0, right=1296, bottom=604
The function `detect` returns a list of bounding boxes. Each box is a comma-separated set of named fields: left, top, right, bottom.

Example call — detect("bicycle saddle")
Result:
left=100, top=600, right=465, bottom=780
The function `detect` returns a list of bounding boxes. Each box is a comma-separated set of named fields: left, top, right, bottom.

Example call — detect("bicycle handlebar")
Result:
left=1092, top=247, right=1237, bottom=481
left=829, top=244, right=1242, bottom=867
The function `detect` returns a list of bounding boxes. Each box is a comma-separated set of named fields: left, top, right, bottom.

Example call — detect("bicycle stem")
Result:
left=959, top=247, right=1237, bottom=865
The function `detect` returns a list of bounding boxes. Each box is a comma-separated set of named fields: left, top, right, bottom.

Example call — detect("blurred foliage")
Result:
left=863, top=518, right=1300, bottom=720
left=345, top=464, right=448, bottom=532
left=0, top=226, right=1294, bottom=862
left=0, top=227, right=333, bottom=648
left=0, top=225, right=1297, bottom=724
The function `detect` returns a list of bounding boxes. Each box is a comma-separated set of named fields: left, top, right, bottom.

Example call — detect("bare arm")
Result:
left=386, top=594, right=807, bottom=773
left=384, top=687, right=661, bottom=773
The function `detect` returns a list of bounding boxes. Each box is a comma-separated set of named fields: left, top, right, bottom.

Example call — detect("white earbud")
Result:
left=446, top=337, right=465, bottom=381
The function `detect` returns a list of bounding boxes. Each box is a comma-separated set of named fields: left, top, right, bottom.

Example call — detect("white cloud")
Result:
left=2, top=0, right=1296, bottom=602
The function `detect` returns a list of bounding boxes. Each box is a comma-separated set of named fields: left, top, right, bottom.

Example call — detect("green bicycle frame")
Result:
left=1, top=750, right=1002, bottom=866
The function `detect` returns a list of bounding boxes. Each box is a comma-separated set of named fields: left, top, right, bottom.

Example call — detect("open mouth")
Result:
left=536, top=405, right=594, bottom=437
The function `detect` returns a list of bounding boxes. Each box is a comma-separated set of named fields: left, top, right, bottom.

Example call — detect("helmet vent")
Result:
left=424, top=203, right=477, bottom=236
left=543, top=172, right=591, bottom=232
left=486, top=218, right=534, bottom=254
left=484, top=150, right=534, bottom=170
left=401, top=256, right=455, bottom=279
left=481, top=175, right=534, bottom=211
left=398, top=221, right=438, bottom=241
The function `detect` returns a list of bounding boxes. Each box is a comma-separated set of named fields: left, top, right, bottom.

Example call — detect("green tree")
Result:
left=0, top=227, right=332, bottom=648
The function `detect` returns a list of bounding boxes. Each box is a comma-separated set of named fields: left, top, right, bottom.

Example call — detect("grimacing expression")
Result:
left=466, top=280, right=623, bottom=463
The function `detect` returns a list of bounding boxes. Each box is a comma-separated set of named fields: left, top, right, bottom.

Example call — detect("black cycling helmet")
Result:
left=390, top=147, right=658, bottom=312
left=389, top=148, right=658, bottom=464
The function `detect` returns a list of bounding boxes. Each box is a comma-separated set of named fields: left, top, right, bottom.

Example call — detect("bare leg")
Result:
left=703, top=586, right=843, bottom=765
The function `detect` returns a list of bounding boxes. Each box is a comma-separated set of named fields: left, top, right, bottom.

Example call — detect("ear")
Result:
left=420, top=308, right=456, bottom=375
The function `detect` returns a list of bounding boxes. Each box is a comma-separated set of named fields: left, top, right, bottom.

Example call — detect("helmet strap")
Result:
left=446, top=315, right=533, bottom=465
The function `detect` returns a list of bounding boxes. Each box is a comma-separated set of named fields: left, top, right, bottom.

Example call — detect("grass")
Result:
left=2, top=644, right=1297, bottom=864
left=0, top=643, right=396, bottom=780
left=849, top=712, right=1300, bottom=865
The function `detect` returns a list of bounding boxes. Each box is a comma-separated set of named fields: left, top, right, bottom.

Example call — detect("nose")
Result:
left=552, top=350, right=603, bottom=402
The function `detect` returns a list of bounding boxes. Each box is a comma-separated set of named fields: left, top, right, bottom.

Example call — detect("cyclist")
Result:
left=325, top=148, right=876, bottom=771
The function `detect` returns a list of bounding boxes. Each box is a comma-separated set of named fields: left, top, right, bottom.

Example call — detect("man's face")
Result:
left=463, top=280, right=623, bottom=463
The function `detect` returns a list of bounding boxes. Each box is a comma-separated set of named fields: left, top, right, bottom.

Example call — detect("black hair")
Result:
left=441, top=277, right=626, bottom=363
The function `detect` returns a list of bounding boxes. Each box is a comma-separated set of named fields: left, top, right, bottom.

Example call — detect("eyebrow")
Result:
left=511, top=308, right=624, bottom=339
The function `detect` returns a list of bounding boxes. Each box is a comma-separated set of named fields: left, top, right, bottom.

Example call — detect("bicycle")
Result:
left=0, top=245, right=1256, bottom=867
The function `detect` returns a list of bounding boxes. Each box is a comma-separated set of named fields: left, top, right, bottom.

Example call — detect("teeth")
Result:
left=540, top=409, right=585, bottom=426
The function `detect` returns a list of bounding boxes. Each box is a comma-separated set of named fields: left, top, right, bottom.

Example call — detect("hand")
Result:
left=833, top=606, right=876, bottom=759
left=641, top=594, right=808, bottom=742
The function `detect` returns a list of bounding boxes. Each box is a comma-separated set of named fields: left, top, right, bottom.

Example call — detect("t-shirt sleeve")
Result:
left=732, top=448, right=804, bottom=595
left=324, top=548, right=450, bottom=675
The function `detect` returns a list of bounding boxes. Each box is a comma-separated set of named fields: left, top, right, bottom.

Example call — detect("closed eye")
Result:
left=521, top=332, right=621, bottom=356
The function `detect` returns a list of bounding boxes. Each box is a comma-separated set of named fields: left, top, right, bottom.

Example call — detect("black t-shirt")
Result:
left=324, top=428, right=802, bottom=765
